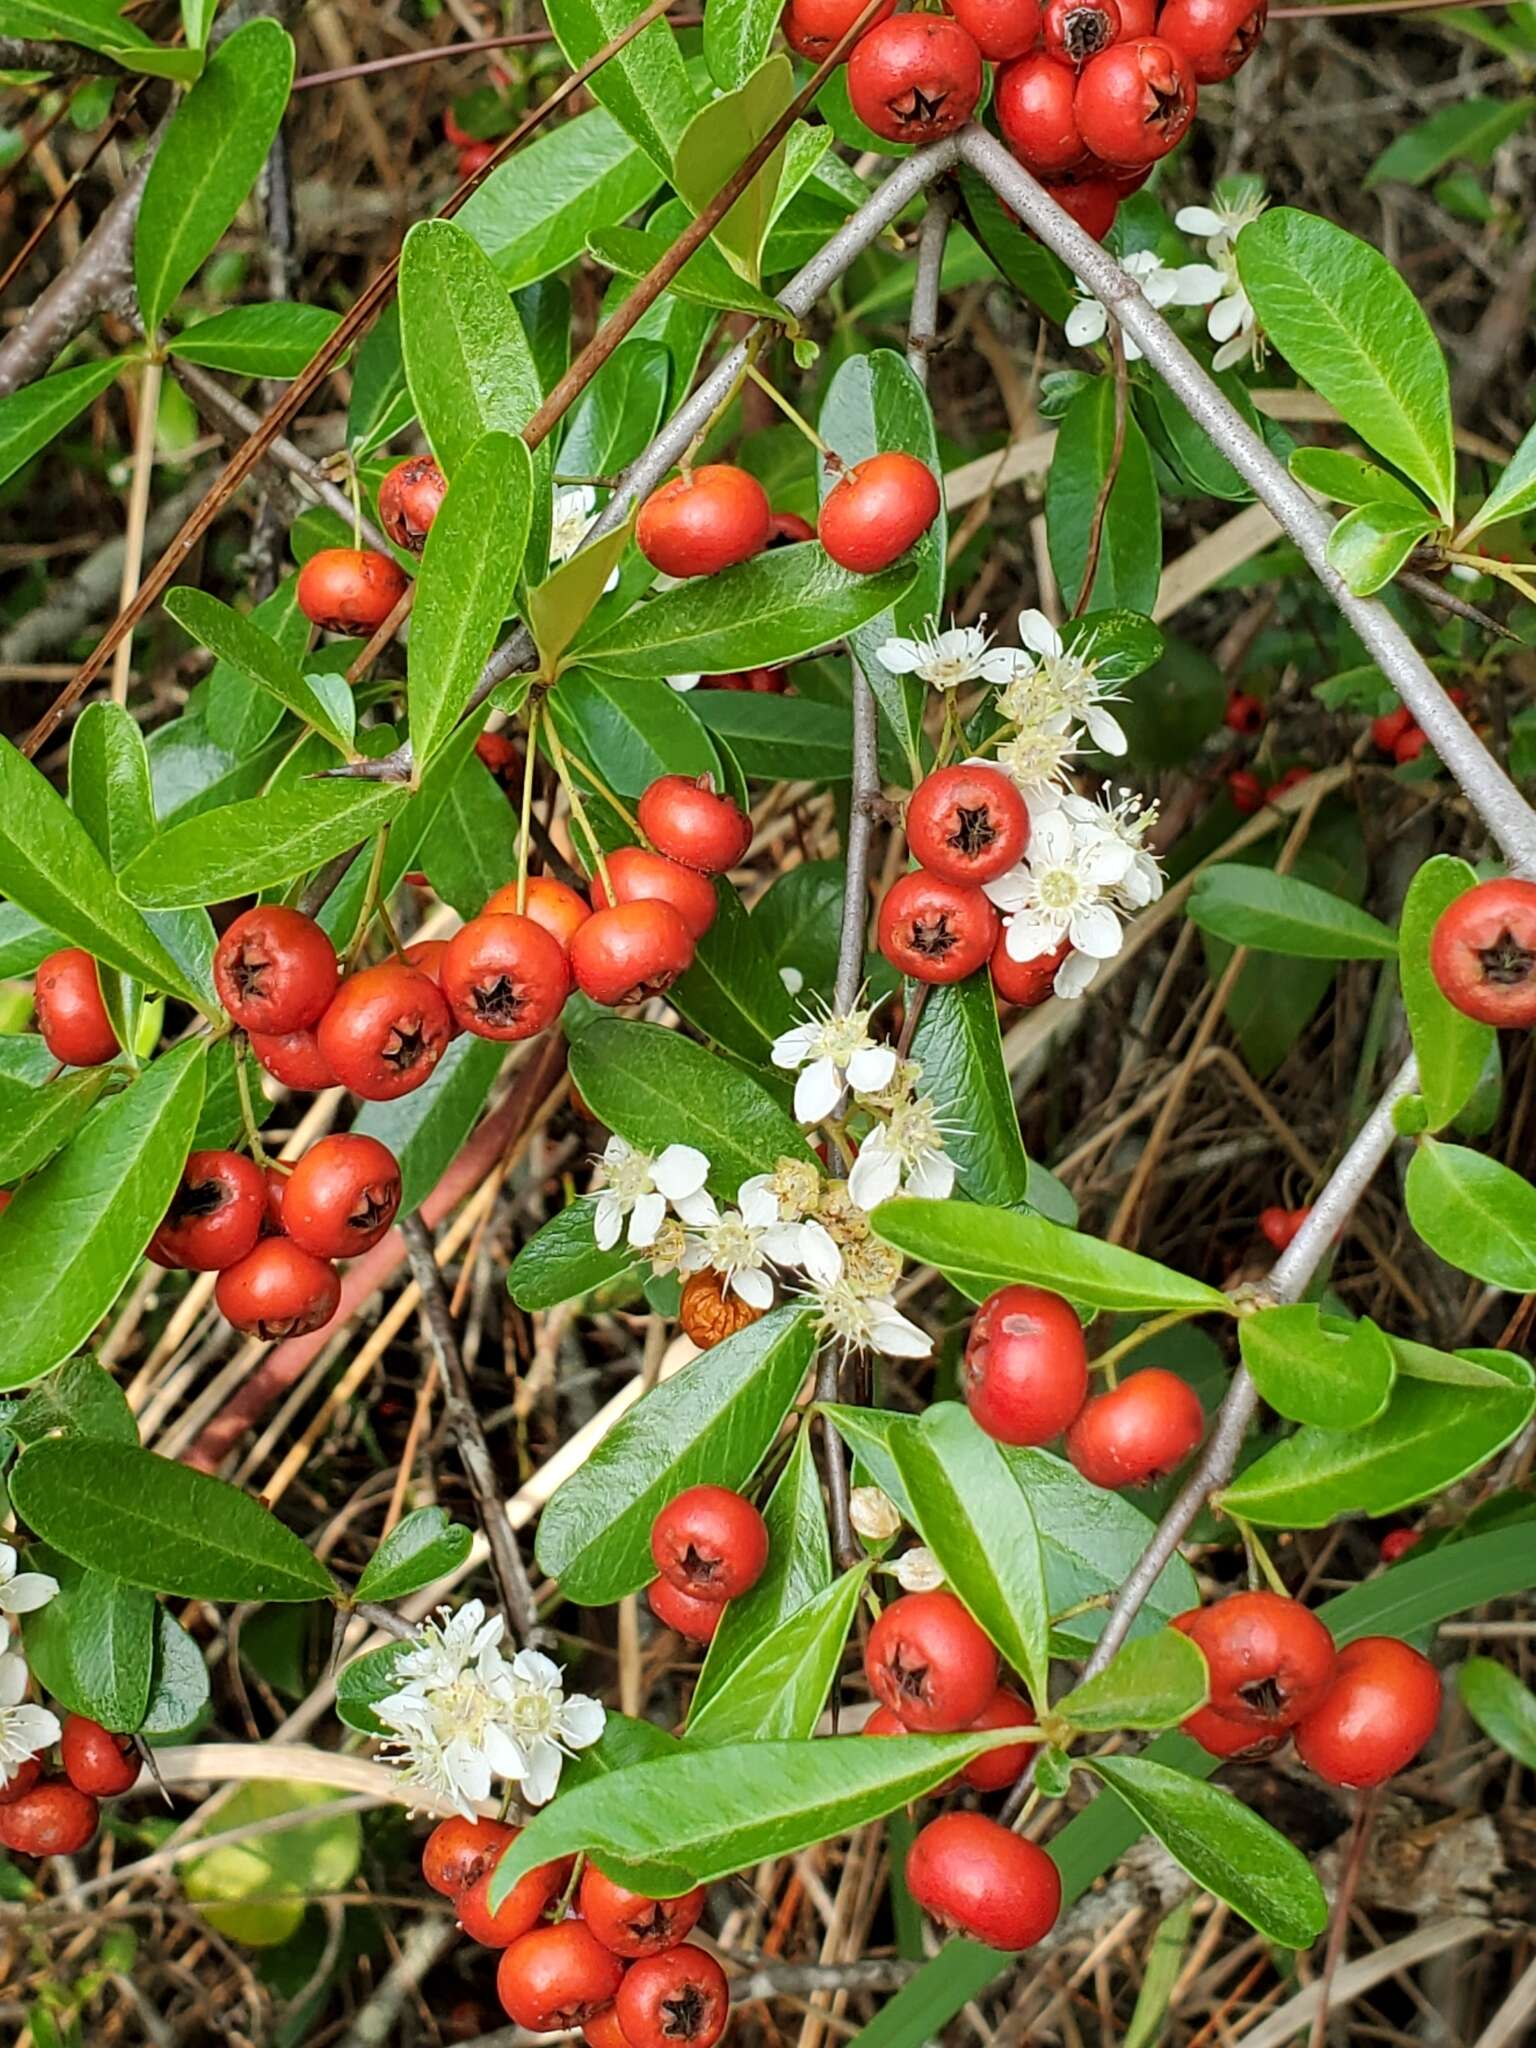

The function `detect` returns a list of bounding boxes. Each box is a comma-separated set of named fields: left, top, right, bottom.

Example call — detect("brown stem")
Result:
left=0, top=35, right=128, bottom=75
left=292, top=16, right=704, bottom=90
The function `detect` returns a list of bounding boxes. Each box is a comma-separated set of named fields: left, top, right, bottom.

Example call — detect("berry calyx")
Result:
left=316, top=961, right=454, bottom=1100
left=906, top=764, right=1030, bottom=887
left=281, top=1133, right=402, bottom=1259
left=570, top=901, right=696, bottom=1008
left=819, top=452, right=941, bottom=573
left=650, top=1486, right=770, bottom=1605
left=1429, top=878, right=1536, bottom=1028
left=1041, top=0, right=1120, bottom=63
left=781, top=0, right=897, bottom=62
left=215, top=1237, right=341, bottom=1340
left=616, top=1943, right=729, bottom=2048
left=580, top=1864, right=707, bottom=1957
left=0, top=1777, right=99, bottom=1857
left=1224, top=689, right=1264, bottom=735
left=249, top=1027, right=338, bottom=1092
left=589, top=846, right=719, bottom=943
left=878, top=872, right=999, bottom=985
left=905, top=1812, right=1062, bottom=1951
left=847, top=17, right=983, bottom=145
left=636, top=465, right=771, bottom=578
left=960, top=1686, right=1040, bottom=1791
left=422, top=1814, right=515, bottom=1898
left=485, top=876, right=592, bottom=952
left=1293, top=1635, right=1440, bottom=1788
left=34, top=948, right=118, bottom=1067
left=1174, top=1591, right=1337, bottom=1732
left=149, top=1149, right=267, bottom=1272
left=962, top=1285, right=1089, bottom=1446
left=214, top=906, right=338, bottom=1036
left=440, top=913, right=572, bottom=1042
left=496, top=1921, right=626, bottom=2031
left=1074, top=36, right=1197, bottom=167
left=996, top=52, right=1086, bottom=175
left=296, top=547, right=409, bottom=635
left=638, top=776, right=753, bottom=876
left=947, top=0, right=1043, bottom=62
left=1157, top=0, right=1267, bottom=83
left=1065, top=1367, right=1205, bottom=1489
left=990, top=931, right=1071, bottom=1009
left=378, top=454, right=448, bottom=553
left=647, top=1574, right=726, bottom=1643
left=865, top=1589, right=999, bottom=1731
left=59, top=1716, right=138, bottom=1797
left=457, top=1851, right=569, bottom=1948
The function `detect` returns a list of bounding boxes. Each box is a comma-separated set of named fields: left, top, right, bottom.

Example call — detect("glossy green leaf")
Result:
left=457, top=106, right=665, bottom=289
left=691, top=691, right=852, bottom=782
left=0, top=356, right=123, bottom=490
left=166, top=587, right=354, bottom=755
left=1142, top=373, right=1252, bottom=503
left=1086, top=1755, right=1326, bottom=1948
left=1325, top=500, right=1439, bottom=595
left=8, top=1355, right=137, bottom=1447
left=1238, top=1306, right=1396, bottom=1429
left=1406, top=1138, right=1536, bottom=1288
left=19, top=1544, right=154, bottom=1732
left=1056, top=1629, right=1208, bottom=1734
left=121, top=780, right=410, bottom=908
left=399, top=220, right=542, bottom=474
left=750, top=861, right=845, bottom=996
left=559, top=341, right=670, bottom=484
left=671, top=880, right=795, bottom=1065
left=352, top=1030, right=507, bottom=1216
left=687, top=1564, right=868, bottom=1747
left=871, top=1197, right=1231, bottom=1314
left=590, top=219, right=789, bottom=321
left=1288, top=447, right=1427, bottom=511
left=529, top=523, right=634, bottom=671
left=673, top=56, right=793, bottom=283
left=1461, top=416, right=1536, bottom=542
left=1236, top=209, right=1456, bottom=519
left=166, top=302, right=342, bottom=377
left=535, top=1305, right=816, bottom=1602
left=140, top=1606, right=211, bottom=1737
left=910, top=975, right=1029, bottom=1208
left=703, top=0, right=781, bottom=89
left=203, top=574, right=309, bottom=755
left=354, top=1508, right=474, bottom=1605
left=1188, top=864, right=1398, bottom=960
left=0, top=1068, right=105, bottom=1183
left=1457, top=1656, right=1536, bottom=1770
left=0, top=1040, right=206, bottom=1388
left=1047, top=377, right=1160, bottom=616
left=10, top=1437, right=340, bottom=1602
left=0, top=0, right=202, bottom=78
left=346, top=304, right=412, bottom=458
left=544, top=0, right=695, bottom=180
left=508, top=1198, right=637, bottom=1310
left=956, top=167, right=1075, bottom=325
left=546, top=668, right=719, bottom=799
left=135, top=20, right=294, bottom=333
left=335, top=1641, right=409, bottom=1737
left=1365, top=95, right=1535, bottom=190
left=1399, top=857, right=1494, bottom=1130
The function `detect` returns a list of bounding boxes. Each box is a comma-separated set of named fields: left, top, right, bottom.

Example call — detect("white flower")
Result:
left=985, top=808, right=1134, bottom=975
left=1177, top=190, right=1268, bottom=373
left=1062, top=787, right=1164, bottom=910
left=1204, top=248, right=1260, bottom=372
left=375, top=1601, right=524, bottom=1817
left=0, top=1543, right=58, bottom=1619
left=681, top=1179, right=840, bottom=1310
left=1175, top=184, right=1269, bottom=255
left=1065, top=250, right=1227, bottom=363
left=593, top=1136, right=716, bottom=1252
left=877, top=620, right=1033, bottom=693
left=998, top=614, right=1129, bottom=758
left=494, top=1647, right=605, bottom=1807
left=772, top=1001, right=897, bottom=1124
left=813, top=1278, right=932, bottom=1359
left=846, top=1092, right=956, bottom=1211
left=994, top=724, right=1082, bottom=811
left=850, top=1487, right=903, bottom=1543
left=0, top=1652, right=59, bottom=1792
left=550, top=483, right=620, bottom=590
left=893, top=1546, right=946, bottom=1593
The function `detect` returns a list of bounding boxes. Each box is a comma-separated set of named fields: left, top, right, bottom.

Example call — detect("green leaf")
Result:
left=579, top=546, right=915, bottom=680
left=1188, top=864, right=1398, bottom=960
left=671, top=880, right=795, bottom=1065
left=1325, top=500, right=1439, bottom=595
left=0, top=1068, right=105, bottom=1183
left=871, top=1197, right=1231, bottom=1314
left=408, top=433, right=530, bottom=767
left=691, top=691, right=852, bottom=782
left=120, top=780, right=410, bottom=907
left=672, top=56, right=793, bottom=283
left=184, top=1780, right=361, bottom=1947
left=134, top=19, right=295, bottom=334
left=1288, top=447, right=1427, bottom=511
left=750, top=861, right=845, bottom=995
left=203, top=574, right=309, bottom=755
left=1399, top=857, right=1494, bottom=1130
left=536, top=1304, right=815, bottom=1602
left=559, top=340, right=670, bottom=484
left=529, top=525, right=634, bottom=671
left=398, top=220, right=542, bottom=474
left=352, top=1031, right=507, bottom=1216
left=346, top=304, right=412, bottom=458
left=590, top=219, right=791, bottom=320
left=0, top=0, right=202, bottom=77
left=1406, top=1139, right=1536, bottom=1288
left=956, top=167, right=1076, bottom=327
left=354, top=1508, right=474, bottom=1605
left=180, top=0, right=217, bottom=53
left=686, top=1564, right=869, bottom=1747
left=1236, top=209, right=1456, bottom=519
left=0, top=737, right=206, bottom=1007
left=489, top=1727, right=1035, bottom=1907
left=891, top=1403, right=1051, bottom=1712
left=1461, top=416, right=1536, bottom=543
left=1457, top=1656, right=1536, bottom=1770
left=508, top=1198, right=637, bottom=1310
left=544, top=0, right=695, bottom=179
left=1238, top=1307, right=1397, bottom=1429
left=336, top=1641, right=410, bottom=1736
left=166, top=303, right=342, bottom=377
left=569, top=1017, right=815, bottom=1195
left=1085, top=1755, right=1326, bottom=1948
left=0, top=356, right=123, bottom=491
left=1056, top=1629, right=1208, bottom=1735
left=141, top=1605, right=211, bottom=1736
left=1365, top=95, right=1535, bottom=189
left=19, top=1545, right=154, bottom=1732
left=910, top=976, right=1029, bottom=1208
left=546, top=669, right=720, bottom=798
left=0, top=1039, right=206, bottom=1389
left=703, top=0, right=781, bottom=90
left=1047, top=377, right=1161, bottom=616
left=457, top=106, right=666, bottom=289
left=9, top=1437, right=340, bottom=1603
left=166, top=587, right=354, bottom=755
left=8, top=1356, right=137, bottom=1447
left=1142, top=373, right=1253, bottom=504
left=1219, top=1352, right=1535, bottom=1526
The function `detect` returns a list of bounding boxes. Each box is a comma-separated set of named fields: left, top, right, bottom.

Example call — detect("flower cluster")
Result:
left=0, top=1543, right=61, bottom=1794
left=376, top=1600, right=604, bottom=1817
left=1176, top=183, right=1268, bottom=373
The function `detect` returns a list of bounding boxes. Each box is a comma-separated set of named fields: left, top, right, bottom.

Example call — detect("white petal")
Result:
left=732, top=1267, right=775, bottom=1310
left=1169, top=263, right=1226, bottom=306
left=1208, top=293, right=1247, bottom=344
left=555, top=1694, right=606, bottom=1749
left=1123, top=250, right=1162, bottom=281
left=1084, top=705, right=1128, bottom=754
left=0, top=1654, right=25, bottom=1708
left=1032, top=809, right=1074, bottom=862
left=976, top=646, right=1035, bottom=683
left=739, top=1183, right=778, bottom=1229
left=779, top=965, right=804, bottom=995
left=482, top=1724, right=525, bottom=1779
left=592, top=1195, right=622, bottom=1251
left=0, top=1570, right=58, bottom=1613
left=667, top=672, right=701, bottom=692
left=1006, top=914, right=1063, bottom=963
left=601, top=565, right=621, bottom=595
left=653, top=1144, right=710, bottom=1198
left=1055, top=949, right=1100, bottom=999
left=877, top=637, right=925, bottom=674
left=907, top=1152, right=955, bottom=1202
left=1016, top=610, right=1063, bottom=659
left=1141, top=270, right=1180, bottom=310
left=673, top=1188, right=720, bottom=1228
left=1123, top=334, right=1145, bottom=364
left=1211, top=334, right=1248, bottom=373
left=846, top=1044, right=897, bottom=1094
left=771, top=1023, right=817, bottom=1070
left=519, top=1738, right=564, bottom=1807
left=1081, top=837, right=1134, bottom=885
left=511, top=1648, right=563, bottom=1689
left=1176, top=205, right=1225, bottom=238
left=627, top=1191, right=666, bottom=1249
left=1070, top=902, right=1125, bottom=959
left=794, top=1057, right=843, bottom=1125
left=847, top=1145, right=901, bottom=1211
left=797, top=1220, right=844, bottom=1287
left=982, top=862, right=1031, bottom=912
left=869, top=1302, right=932, bottom=1359
left=1065, top=300, right=1107, bottom=347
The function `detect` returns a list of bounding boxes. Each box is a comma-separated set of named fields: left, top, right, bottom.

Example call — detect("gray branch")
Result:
left=0, top=36, right=127, bottom=76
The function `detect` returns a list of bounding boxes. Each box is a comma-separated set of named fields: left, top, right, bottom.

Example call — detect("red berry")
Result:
left=458, top=1854, right=568, bottom=1948
left=963, top=1286, right=1088, bottom=1446
left=59, top=1716, right=138, bottom=1797
left=639, top=776, right=753, bottom=877
left=476, top=729, right=523, bottom=788
left=616, top=1944, right=728, bottom=2048
left=1224, top=689, right=1264, bottom=735
left=819, top=452, right=942, bottom=573
left=215, top=1237, right=340, bottom=1340
left=214, top=906, right=338, bottom=1036
left=261, top=1163, right=289, bottom=1233
left=990, top=931, right=1071, bottom=1008
left=906, top=1812, right=1061, bottom=1951
left=1066, top=1368, right=1205, bottom=1489
left=296, top=547, right=409, bottom=635
left=637, top=465, right=771, bottom=578
left=581, top=1864, right=706, bottom=1958
left=497, top=1922, right=626, bottom=2031
left=571, top=901, right=696, bottom=1007
left=1157, top=0, right=1267, bottom=83
left=847, top=17, right=983, bottom=144
left=485, top=877, right=592, bottom=953
left=947, top=0, right=1042, bottom=62
left=422, top=1814, right=515, bottom=1898
left=1370, top=705, right=1413, bottom=754
left=457, top=139, right=499, bottom=178
left=1293, top=1635, right=1440, bottom=1788
left=1115, top=0, right=1155, bottom=28
left=708, top=666, right=783, bottom=692
left=878, top=871, right=999, bottom=984
left=1380, top=1527, right=1422, bottom=1565
left=865, top=1590, right=998, bottom=1731
left=34, top=948, right=117, bottom=1067
left=317, top=961, right=454, bottom=1099
left=1182, top=1703, right=1288, bottom=1760
left=781, top=0, right=896, bottom=61
left=1258, top=1204, right=1310, bottom=1251
left=647, top=1574, right=724, bottom=1642
left=378, top=454, right=448, bottom=554
left=281, top=1133, right=401, bottom=1259
left=996, top=52, right=1086, bottom=174
left=1042, top=0, right=1121, bottom=62
left=767, top=509, right=816, bottom=546
left=861, top=1703, right=963, bottom=1792
left=589, top=846, right=718, bottom=943
left=959, top=1687, right=1039, bottom=1791
left=0, top=1777, right=98, bottom=1857
left=651, top=1486, right=769, bottom=1605
left=440, top=913, right=571, bottom=1042
left=1074, top=37, right=1198, bottom=166
left=1430, top=878, right=1536, bottom=1028
left=584, top=2006, right=632, bottom=2048
left=1394, top=725, right=1430, bottom=765
left=0, top=1755, right=42, bottom=1805
left=1265, top=766, right=1310, bottom=801
left=149, top=1148, right=267, bottom=1272
left=442, top=109, right=474, bottom=148
left=1174, top=1591, right=1337, bottom=1732
left=1226, top=770, right=1262, bottom=813
left=906, top=764, right=1029, bottom=887
left=250, top=1026, right=338, bottom=1091
left=1041, top=170, right=1120, bottom=240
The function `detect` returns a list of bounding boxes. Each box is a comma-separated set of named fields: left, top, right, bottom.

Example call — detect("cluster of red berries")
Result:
left=1226, top=762, right=1310, bottom=817
left=289, top=451, right=452, bottom=641
left=637, top=455, right=940, bottom=580
left=0, top=1713, right=136, bottom=1859
left=444, top=108, right=500, bottom=181
left=643, top=1486, right=769, bottom=1644
left=1430, top=875, right=1536, bottom=1030
left=423, top=1815, right=727, bottom=2046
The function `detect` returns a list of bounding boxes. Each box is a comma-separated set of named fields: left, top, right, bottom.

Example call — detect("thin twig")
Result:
left=110, top=357, right=162, bottom=705
left=906, top=183, right=957, bottom=387
left=0, top=35, right=127, bottom=75
left=292, top=16, right=704, bottom=89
